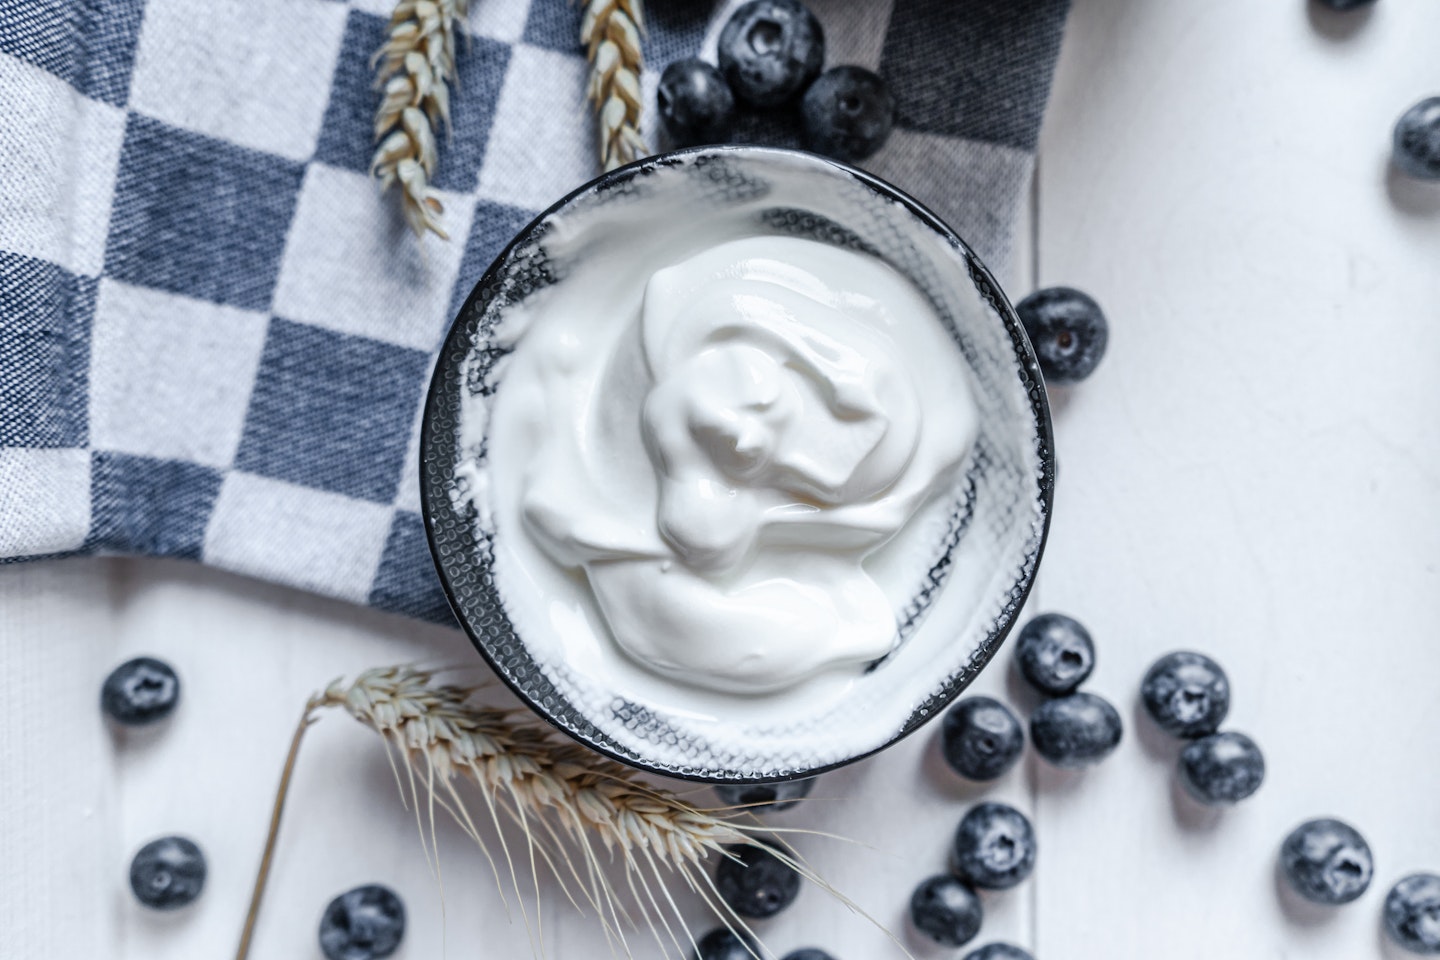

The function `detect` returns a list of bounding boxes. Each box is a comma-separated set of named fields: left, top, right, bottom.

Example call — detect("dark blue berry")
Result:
left=964, top=945, right=1034, bottom=960
left=1394, top=97, right=1440, bottom=180
left=781, top=950, right=836, bottom=960
left=951, top=802, right=1036, bottom=890
left=319, top=884, right=406, bottom=960
left=717, top=0, right=824, bottom=108
left=1385, top=874, right=1440, bottom=955
left=658, top=59, right=737, bottom=148
left=695, top=927, right=759, bottom=960
left=1029, top=692, right=1122, bottom=768
left=910, top=874, right=982, bottom=948
left=1014, top=613, right=1094, bottom=696
left=129, top=836, right=205, bottom=910
left=714, top=776, right=816, bottom=813
left=1015, top=287, right=1109, bottom=384
left=1178, top=732, right=1265, bottom=805
left=1280, top=818, right=1373, bottom=905
left=716, top=843, right=801, bottom=918
left=1315, top=0, right=1375, bottom=8
left=1140, top=651, right=1230, bottom=739
left=102, top=656, right=180, bottom=725
left=800, top=66, right=894, bottom=163
left=941, top=696, right=1024, bottom=781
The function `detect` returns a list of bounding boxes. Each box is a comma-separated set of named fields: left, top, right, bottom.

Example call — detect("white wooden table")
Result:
left=4, top=2, right=1439, bottom=957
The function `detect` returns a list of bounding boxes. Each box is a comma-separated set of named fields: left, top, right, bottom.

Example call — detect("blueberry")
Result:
left=129, top=836, right=206, bottom=910
left=1385, top=874, right=1440, bottom=955
left=1280, top=818, right=1373, bottom=905
left=1140, top=651, right=1230, bottom=739
left=717, top=0, right=824, bottom=108
left=714, top=776, right=816, bottom=813
left=102, top=656, right=180, bottom=725
left=319, top=884, right=406, bottom=960
left=800, top=66, right=895, bottom=163
left=964, top=945, right=1035, bottom=960
left=1029, top=692, right=1123, bottom=768
left=1393, top=97, right=1440, bottom=181
left=951, top=802, right=1036, bottom=890
left=941, top=696, right=1024, bottom=781
left=1178, top=732, right=1265, bottom=805
left=909, top=874, right=983, bottom=948
left=1314, top=0, right=1376, bottom=9
left=694, top=927, right=759, bottom=960
left=1014, top=613, right=1095, bottom=696
left=716, top=843, right=801, bottom=918
left=658, top=59, right=737, bottom=148
left=1015, top=287, right=1109, bottom=384
left=781, top=951, right=836, bottom=960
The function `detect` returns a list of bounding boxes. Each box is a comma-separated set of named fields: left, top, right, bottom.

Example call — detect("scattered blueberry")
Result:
left=1014, top=613, right=1095, bottom=696
left=1015, top=287, right=1109, bottom=384
left=781, top=950, right=836, bottom=960
left=102, top=656, right=180, bottom=725
left=964, top=945, right=1035, bottom=960
left=714, top=776, right=816, bottom=813
left=1178, top=732, right=1265, bottom=805
left=129, top=836, right=206, bottom=910
left=1140, top=651, right=1230, bottom=739
left=941, top=696, right=1024, bottom=781
left=658, top=59, right=737, bottom=148
left=1393, top=97, right=1440, bottom=181
left=319, top=884, right=406, bottom=960
left=800, top=66, right=895, bottom=162
left=909, top=874, right=983, bottom=948
left=1280, top=818, right=1373, bottom=905
left=716, top=843, right=801, bottom=918
left=1314, top=0, right=1376, bottom=10
left=695, top=927, right=759, bottom=960
left=1029, top=692, right=1123, bottom=768
left=951, top=802, right=1037, bottom=890
left=1385, top=874, right=1440, bottom=955
left=717, top=0, right=824, bottom=108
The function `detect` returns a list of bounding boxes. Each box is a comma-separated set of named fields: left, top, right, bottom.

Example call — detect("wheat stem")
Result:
left=583, top=0, right=647, bottom=171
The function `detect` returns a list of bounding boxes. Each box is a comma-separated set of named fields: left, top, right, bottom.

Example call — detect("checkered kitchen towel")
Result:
left=0, top=0, right=1069, bottom=624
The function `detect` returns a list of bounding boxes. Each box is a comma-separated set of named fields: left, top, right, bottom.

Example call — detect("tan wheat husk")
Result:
left=583, top=0, right=647, bottom=171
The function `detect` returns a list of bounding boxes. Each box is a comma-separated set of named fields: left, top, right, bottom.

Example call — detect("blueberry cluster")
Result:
left=1016, top=613, right=1124, bottom=769
left=657, top=0, right=896, bottom=164
left=1140, top=651, right=1265, bottom=805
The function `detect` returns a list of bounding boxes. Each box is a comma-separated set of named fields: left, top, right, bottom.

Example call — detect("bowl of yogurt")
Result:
left=421, top=146, right=1054, bottom=781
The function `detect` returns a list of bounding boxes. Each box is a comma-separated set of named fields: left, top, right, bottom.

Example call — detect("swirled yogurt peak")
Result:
left=477, top=232, right=978, bottom=695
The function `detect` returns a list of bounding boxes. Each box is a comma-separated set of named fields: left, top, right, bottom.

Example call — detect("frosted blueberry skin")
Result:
left=781, top=950, right=837, bottom=960
left=718, top=0, right=824, bottom=108
left=964, top=945, right=1035, bottom=960
left=714, top=776, right=816, bottom=813
left=1393, top=97, right=1440, bottom=180
left=1141, top=651, right=1230, bottom=739
left=941, top=696, right=1024, bottom=781
left=1029, top=692, right=1123, bottom=768
left=1280, top=818, right=1373, bottom=905
left=951, top=802, right=1037, bottom=890
left=658, top=59, right=737, bottom=148
left=1386, top=874, right=1440, bottom=955
left=1015, top=287, right=1108, bottom=384
left=319, top=884, right=406, bottom=960
left=695, top=927, right=760, bottom=960
left=102, top=656, right=180, bottom=725
left=1178, top=732, right=1265, bottom=805
left=800, top=66, right=895, bottom=163
left=1014, top=613, right=1094, bottom=696
left=716, top=843, right=801, bottom=918
left=129, top=836, right=206, bottom=910
left=910, top=874, right=983, bottom=948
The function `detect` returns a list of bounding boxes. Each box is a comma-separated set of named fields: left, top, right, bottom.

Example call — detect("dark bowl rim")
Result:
left=420, top=143, right=1056, bottom=783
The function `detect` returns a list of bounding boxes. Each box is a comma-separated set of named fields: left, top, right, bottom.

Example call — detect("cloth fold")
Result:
left=0, top=0, right=1069, bottom=623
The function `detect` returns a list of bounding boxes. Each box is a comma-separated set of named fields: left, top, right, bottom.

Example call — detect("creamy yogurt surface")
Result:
left=475, top=226, right=978, bottom=695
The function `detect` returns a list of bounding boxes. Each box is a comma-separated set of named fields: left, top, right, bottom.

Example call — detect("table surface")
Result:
left=4, top=2, right=1439, bottom=958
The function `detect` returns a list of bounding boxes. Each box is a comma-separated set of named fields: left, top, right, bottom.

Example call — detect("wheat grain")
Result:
left=583, top=0, right=647, bottom=172
left=371, top=0, right=469, bottom=239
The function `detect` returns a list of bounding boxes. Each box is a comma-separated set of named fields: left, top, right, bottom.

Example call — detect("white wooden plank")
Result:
left=1033, top=1, right=1440, bottom=957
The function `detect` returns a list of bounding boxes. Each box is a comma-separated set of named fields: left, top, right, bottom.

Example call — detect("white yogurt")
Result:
left=477, top=231, right=978, bottom=694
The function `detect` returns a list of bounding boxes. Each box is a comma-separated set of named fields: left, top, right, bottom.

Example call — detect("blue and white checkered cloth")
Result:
left=0, top=0, right=1068, bottom=624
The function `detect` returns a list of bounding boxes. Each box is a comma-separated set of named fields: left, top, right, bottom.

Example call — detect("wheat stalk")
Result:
left=371, top=0, right=469, bottom=239
left=583, top=0, right=647, bottom=172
